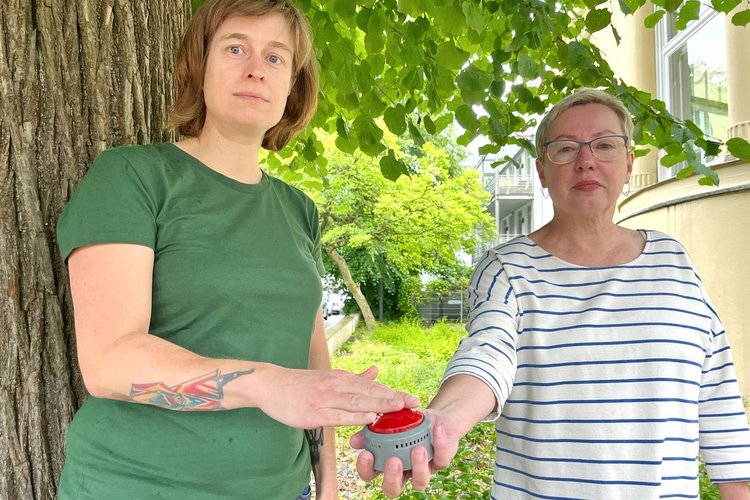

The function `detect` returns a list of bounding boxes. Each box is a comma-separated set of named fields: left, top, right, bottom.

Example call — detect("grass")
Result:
left=331, top=319, right=723, bottom=499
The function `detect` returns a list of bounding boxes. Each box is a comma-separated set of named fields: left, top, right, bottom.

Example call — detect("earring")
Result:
left=622, top=182, right=631, bottom=196
left=541, top=186, right=550, bottom=199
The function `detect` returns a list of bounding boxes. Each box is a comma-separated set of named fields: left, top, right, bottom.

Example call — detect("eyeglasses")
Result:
left=543, top=135, right=629, bottom=164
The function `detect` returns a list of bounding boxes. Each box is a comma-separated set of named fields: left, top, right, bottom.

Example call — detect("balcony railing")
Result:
left=484, top=174, right=534, bottom=197
left=474, top=234, right=524, bottom=260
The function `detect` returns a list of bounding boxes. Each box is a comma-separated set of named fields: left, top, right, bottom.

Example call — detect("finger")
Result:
left=409, top=446, right=432, bottom=491
left=381, top=457, right=407, bottom=498
left=354, top=450, right=380, bottom=482
left=431, top=422, right=458, bottom=469
left=358, top=365, right=379, bottom=380
left=349, top=430, right=365, bottom=449
left=316, top=408, right=378, bottom=427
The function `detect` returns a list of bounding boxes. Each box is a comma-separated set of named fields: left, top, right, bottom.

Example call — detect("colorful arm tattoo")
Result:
left=112, top=369, right=255, bottom=410
left=305, top=427, right=324, bottom=467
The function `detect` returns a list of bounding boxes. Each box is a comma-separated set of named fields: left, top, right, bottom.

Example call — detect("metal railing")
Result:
left=474, top=234, right=523, bottom=258
left=484, top=174, right=534, bottom=197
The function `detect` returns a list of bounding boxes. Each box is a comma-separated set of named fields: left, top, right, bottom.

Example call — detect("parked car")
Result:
left=321, top=291, right=330, bottom=319
left=328, top=292, right=345, bottom=315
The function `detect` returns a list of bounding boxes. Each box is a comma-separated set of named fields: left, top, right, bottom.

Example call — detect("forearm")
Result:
left=718, top=481, right=750, bottom=499
left=308, top=310, right=339, bottom=498
left=81, top=330, right=270, bottom=411
left=428, top=374, right=498, bottom=438
left=307, top=426, right=337, bottom=499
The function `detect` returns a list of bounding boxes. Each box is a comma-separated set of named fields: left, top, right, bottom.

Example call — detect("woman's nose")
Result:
left=575, top=144, right=596, bottom=169
left=245, top=55, right=265, bottom=81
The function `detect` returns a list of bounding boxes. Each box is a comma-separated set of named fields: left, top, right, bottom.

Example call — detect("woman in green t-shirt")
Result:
left=56, top=1, right=418, bottom=498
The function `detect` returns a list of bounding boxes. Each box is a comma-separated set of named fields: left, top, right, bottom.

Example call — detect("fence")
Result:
left=416, top=291, right=469, bottom=324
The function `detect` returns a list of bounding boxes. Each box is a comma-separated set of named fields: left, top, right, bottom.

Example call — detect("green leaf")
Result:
left=455, top=105, right=480, bottom=130
left=333, top=0, right=356, bottom=19
left=663, top=0, right=682, bottom=12
left=335, top=135, right=357, bottom=154
left=384, top=106, right=407, bottom=136
left=610, top=25, right=622, bottom=45
left=585, top=8, right=612, bottom=33
left=397, top=0, right=423, bottom=17
left=675, top=0, right=700, bottom=30
left=711, top=0, right=742, bottom=13
left=661, top=150, right=688, bottom=167
left=517, top=54, right=536, bottom=78
left=489, top=80, right=505, bottom=98
left=726, top=137, right=750, bottom=160
left=408, top=121, right=425, bottom=146
left=731, top=9, right=750, bottom=25
left=705, top=139, right=722, bottom=157
left=353, top=115, right=383, bottom=146
left=583, top=0, right=607, bottom=8
left=379, top=150, right=407, bottom=181
left=436, top=42, right=470, bottom=71
left=462, top=1, right=485, bottom=33
left=456, top=65, right=491, bottom=105
left=644, top=9, right=666, bottom=28
left=684, top=119, right=703, bottom=137
left=423, top=114, right=437, bottom=135
left=675, top=165, right=695, bottom=179
left=336, top=118, right=350, bottom=140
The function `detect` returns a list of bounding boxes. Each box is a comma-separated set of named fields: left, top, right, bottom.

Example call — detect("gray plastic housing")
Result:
left=363, top=414, right=433, bottom=471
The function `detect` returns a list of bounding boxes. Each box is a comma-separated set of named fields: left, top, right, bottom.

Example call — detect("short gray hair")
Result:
left=535, top=88, right=634, bottom=158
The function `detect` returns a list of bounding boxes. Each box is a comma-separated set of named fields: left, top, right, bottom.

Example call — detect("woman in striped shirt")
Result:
left=353, top=88, right=750, bottom=499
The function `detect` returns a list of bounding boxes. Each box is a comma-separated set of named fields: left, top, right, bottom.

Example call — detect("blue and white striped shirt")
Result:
left=443, top=230, right=750, bottom=499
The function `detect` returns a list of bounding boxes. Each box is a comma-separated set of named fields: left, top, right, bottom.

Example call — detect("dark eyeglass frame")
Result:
left=542, top=134, right=630, bottom=164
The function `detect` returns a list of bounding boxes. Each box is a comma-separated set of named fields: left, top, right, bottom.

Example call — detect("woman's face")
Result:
left=202, top=14, right=295, bottom=141
left=536, top=103, right=633, bottom=219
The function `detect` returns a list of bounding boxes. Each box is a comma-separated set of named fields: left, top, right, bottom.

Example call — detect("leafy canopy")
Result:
left=194, top=0, right=750, bottom=186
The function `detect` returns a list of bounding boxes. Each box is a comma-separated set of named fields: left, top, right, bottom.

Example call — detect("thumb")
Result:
left=358, top=365, right=379, bottom=380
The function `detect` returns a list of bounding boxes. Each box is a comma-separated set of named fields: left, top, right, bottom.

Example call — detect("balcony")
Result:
left=484, top=174, right=534, bottom=199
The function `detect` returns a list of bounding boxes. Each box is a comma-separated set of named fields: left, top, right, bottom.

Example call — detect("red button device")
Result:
left=368, top=408, right=425, bottom=434
left=363, top=408, right=433, bottom=471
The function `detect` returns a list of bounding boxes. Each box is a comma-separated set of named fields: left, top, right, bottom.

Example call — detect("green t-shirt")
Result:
left=56, top=143, right=324, bottom=499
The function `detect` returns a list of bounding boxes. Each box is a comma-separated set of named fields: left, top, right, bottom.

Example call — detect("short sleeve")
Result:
left=310, top=202, right=325, bottom=276
left=57, top=148, right=160, bottom=262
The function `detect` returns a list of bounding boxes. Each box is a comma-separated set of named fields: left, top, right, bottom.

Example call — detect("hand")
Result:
left=350, top=409, right=460, bottom=498
left=256, top=365, right=419, bottom=429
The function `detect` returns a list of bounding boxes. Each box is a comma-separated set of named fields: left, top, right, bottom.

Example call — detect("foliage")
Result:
left=194, top=0, right=750, bottom=186
left=301, top=129, right=491, bottom=318
left=332, top=320, right=495, bottom=498
left=699, top=461, right=721, bottom=500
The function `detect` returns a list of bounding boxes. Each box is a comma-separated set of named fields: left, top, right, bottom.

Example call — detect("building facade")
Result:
left=471, top=143, right=553, bottom=263
left=595, top=3, right=750, bottom=398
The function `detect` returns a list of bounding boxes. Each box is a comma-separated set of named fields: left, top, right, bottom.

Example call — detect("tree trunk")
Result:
left=325, top=246, right=376, bottom=330
left=0, top=2, right=189, bottom=498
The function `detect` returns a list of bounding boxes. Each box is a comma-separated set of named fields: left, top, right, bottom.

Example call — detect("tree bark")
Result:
left=0, top=2, right=188, bottom=498
left=325, top=246, right=376, bottom=330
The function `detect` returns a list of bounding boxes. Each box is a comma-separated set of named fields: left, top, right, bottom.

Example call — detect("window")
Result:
left=656, top=9, right=728, bottom=180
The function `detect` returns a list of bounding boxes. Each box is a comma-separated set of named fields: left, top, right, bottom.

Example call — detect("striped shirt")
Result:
left=443, top=230, right=750, bottom=499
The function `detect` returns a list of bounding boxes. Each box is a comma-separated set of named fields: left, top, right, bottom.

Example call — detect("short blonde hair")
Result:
left=535, top=88, right=634, bottom=158
left=169, top=0, right=318, bottom=151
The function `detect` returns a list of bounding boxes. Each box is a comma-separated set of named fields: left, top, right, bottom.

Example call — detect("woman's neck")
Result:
left=528, top=217, right=644, bottom=267
left=176, top=129, right=263, bottom=184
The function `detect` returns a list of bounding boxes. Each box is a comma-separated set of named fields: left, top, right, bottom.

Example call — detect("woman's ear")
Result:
left=536, top=159, right=547, bottom=188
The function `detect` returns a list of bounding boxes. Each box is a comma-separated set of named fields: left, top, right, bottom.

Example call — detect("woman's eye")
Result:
left=267, top=54, right=281, bottom=64
left=229, top=46, right=242, bottom=55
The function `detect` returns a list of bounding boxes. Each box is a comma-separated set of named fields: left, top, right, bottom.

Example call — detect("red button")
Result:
left=367, top=408, right=425, bottom=434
